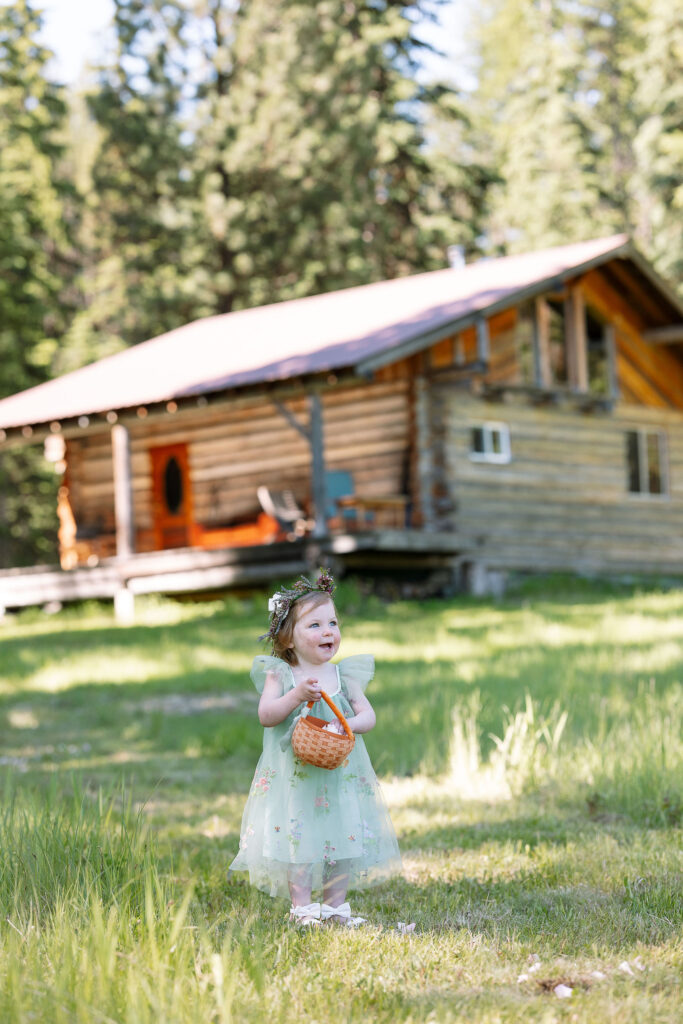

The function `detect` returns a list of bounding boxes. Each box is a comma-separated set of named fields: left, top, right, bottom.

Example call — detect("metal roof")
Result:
left=1, top=233, right=676, bottom=435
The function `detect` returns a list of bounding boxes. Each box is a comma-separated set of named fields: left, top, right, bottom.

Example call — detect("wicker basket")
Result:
left=291, top=690, right=355, bottom=770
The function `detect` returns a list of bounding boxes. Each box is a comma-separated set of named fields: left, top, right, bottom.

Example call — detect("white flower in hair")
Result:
left=258, top=569, right=336, bottom=644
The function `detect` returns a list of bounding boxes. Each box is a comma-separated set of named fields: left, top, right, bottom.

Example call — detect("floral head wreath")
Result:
left=259, top=567, right=336, bottom=646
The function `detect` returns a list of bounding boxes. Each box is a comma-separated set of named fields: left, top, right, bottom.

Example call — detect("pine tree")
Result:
left=64, top=0, right=203, bottom=364
left=632, top=0, right=683, bottom=291
left=468, top=0, right=658, bottom=254
left=82, top=0, right=490, bottom=327
left=186, top=0, right=491, bottom=309
left=567, top=0, right=646, bottom=233
left=469, top=0, right=682, bottom=292
left=471, top=0, right=609, bottom=253
left=0, top=0, right=73, bottom=566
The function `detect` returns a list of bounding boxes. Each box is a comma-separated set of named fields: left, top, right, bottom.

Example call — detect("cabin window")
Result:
left=470, top=422, right=511, bottom=464
left=625, top=429, right=667, bottom=496
left=531, top=296, right=613, bottom=395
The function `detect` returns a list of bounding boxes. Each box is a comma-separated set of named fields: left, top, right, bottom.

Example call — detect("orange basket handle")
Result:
left=304, top=690, right=354, bottom=742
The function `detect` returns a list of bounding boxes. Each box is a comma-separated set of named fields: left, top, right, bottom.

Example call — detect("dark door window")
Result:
left=164, top=456, right=183, bottom=514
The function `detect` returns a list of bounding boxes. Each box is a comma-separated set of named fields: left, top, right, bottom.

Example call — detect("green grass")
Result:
left=0, top=579, right=681, bottom=1022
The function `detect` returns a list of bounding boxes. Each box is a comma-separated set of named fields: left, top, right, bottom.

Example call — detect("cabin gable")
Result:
left=405, top=259, right=683, bottom=572
left=415, top=263, right=683, bottom=412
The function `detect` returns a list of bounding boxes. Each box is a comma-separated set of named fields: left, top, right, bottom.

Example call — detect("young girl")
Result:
left=229, top=569, right=401, bottom=926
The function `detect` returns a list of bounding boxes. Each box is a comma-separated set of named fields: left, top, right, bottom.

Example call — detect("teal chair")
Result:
left=325, top=470, right=360, bottom=525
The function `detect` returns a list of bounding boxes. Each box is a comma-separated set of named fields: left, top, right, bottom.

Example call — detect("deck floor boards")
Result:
left=0, top=530, right=468, bottom=611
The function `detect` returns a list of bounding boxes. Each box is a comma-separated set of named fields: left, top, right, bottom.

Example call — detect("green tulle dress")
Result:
left=229, top=654, right=402, bottom=899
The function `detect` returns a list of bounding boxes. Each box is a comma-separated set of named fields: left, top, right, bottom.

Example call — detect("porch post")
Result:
left=112, top=423, right=135, bottom=558
left=308, top=392, right=328, bottom=539
left=605, top=324, right=620, bottom=401
left=574, top=289, right=588, bottom=391
left=414, top=376, right=435, bottom=531
left=566, top=287, right=588, bottom=392
left=475, top=316, right=490, bottom=365
left=533, top=298, right=551, bottom=388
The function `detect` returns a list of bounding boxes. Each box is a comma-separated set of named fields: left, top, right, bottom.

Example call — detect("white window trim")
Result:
left=627, top=427, right=669, bottom=499
left=469, top=421, right=511, bottom=464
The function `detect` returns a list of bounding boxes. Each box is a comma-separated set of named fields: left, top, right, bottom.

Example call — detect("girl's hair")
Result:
left=273, top=591, right=338, bottom=665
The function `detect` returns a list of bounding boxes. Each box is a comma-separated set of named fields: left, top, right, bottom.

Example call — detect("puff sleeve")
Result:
left=250, top=656, right=292, bottom=696
left=338, top=654, right=375, bottom=704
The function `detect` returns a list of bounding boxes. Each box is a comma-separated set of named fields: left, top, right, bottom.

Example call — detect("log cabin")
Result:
left=1, top=233, right=682, bottom=615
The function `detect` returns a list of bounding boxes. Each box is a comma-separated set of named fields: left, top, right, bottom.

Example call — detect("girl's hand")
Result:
left=295, top=677, right=322, bottom=703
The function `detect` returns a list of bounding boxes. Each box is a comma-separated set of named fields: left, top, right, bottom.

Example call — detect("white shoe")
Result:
left=320, top=902, right=366, bottom=927
left=289, top=902, right=322, bottom=927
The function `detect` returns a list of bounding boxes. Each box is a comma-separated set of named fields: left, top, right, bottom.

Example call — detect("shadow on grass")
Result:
left=217, top=805, right=683, bottom=952
left=3, top=650, right=681, bottom=814
left=4, top=583, right=683, bottom=779
left=370, top=646, right=683, bottom=776
left=0, top=601, right=264, bottom=686
left=220, top=864, right=682, bottom=953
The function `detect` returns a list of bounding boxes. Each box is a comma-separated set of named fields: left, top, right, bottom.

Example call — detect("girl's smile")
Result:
left=290, top=598, right=341, bottom=665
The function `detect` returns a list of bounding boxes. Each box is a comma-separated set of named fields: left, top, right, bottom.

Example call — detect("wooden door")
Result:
left=150, top=443, right=195, bottom=549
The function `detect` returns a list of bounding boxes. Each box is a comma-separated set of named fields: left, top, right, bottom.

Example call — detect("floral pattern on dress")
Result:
left=314, top=784, right=330, bottom=812
left=357, top=775, right=375, bottom=797
left=291, top=760, right=310, bottom=786
left=252, top=767, right=277, bottom=794
left=287, top=816, right=303, bottom=852
left=239, top=824, right=255, bottom=850
left=362, top=821, right=379, bottom=856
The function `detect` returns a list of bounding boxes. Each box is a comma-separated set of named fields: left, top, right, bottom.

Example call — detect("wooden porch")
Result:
left=0, top=529, right=472, bottom=618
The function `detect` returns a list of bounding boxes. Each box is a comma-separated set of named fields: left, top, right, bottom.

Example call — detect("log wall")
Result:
left=63, top=378, right=412, bottom=561
left=439, top=391, right=683, bottom=573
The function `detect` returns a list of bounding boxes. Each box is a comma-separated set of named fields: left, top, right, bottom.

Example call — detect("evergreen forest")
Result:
left=0, top=0, right=681, bottom=567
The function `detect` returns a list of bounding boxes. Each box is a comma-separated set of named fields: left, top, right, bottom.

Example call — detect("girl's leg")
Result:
left=322, top=860, right=350, bottom=922
left=288, top=863, right=313, bottom=908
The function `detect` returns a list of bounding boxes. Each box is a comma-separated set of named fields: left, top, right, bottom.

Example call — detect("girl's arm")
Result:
left=258, top=671, right=321, bottom=727
left=346, top=693, right=376, bottom=735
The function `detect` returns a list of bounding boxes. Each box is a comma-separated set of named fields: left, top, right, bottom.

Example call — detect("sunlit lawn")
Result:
left=0, top=578, right=681, bottom=1022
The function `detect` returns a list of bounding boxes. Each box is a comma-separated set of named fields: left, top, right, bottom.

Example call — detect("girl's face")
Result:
left=289, top=597, right=340, bottom=666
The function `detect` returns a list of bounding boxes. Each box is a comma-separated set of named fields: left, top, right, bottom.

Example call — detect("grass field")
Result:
left=0, top=577, right=681, bottom=1022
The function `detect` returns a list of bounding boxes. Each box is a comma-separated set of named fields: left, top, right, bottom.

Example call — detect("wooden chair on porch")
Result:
left=257, top=486, right=313, bottom=539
